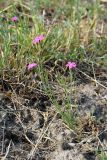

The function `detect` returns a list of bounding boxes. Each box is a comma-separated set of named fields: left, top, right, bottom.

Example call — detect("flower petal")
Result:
left=27, top=63, right=38, bottom=70
left=66, top=62, right=76, bottom=69
left=32, top=35, right=45, bottom=44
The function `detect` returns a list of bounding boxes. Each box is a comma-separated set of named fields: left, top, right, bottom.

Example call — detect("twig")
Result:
left=0, top=5, right=13, bottom=14
left=28, top=113, right=57, bottom=159
left=92, top=62, right=98, bottom=87
left=77, top=68, right=107, bottom=90
left=1, top=121, right=5, bottom=155
left=1, top=140, right=12, bottom=160
left=24, top=134, right=35, bottom=147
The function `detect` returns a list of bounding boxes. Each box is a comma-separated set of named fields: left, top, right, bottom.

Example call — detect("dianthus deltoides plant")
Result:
left=4, top=14, right=77, bottom=130
left=27, top=33, right=76, bottom=72
left=1, top=1, right=107, bottom=159
left=1, top=0, right=106, bottom=134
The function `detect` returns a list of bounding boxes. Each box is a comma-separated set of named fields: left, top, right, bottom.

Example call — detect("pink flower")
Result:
left=11, top=16, right=18, bottom=22
left=27, top=63, right=38, bottom=70
left=32, top=35, right=45, bottom=44
left=66, top=62, right=76, bottom=69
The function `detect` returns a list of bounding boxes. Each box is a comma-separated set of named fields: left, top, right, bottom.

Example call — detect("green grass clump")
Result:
left=99, top=152, right=107, bottom=160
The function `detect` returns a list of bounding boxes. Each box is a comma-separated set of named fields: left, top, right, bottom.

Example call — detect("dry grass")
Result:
left=1, top=0, right=107, bottom=159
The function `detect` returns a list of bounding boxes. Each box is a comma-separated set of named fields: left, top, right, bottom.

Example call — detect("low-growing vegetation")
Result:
left=0, top=0, right=107, bottom=159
